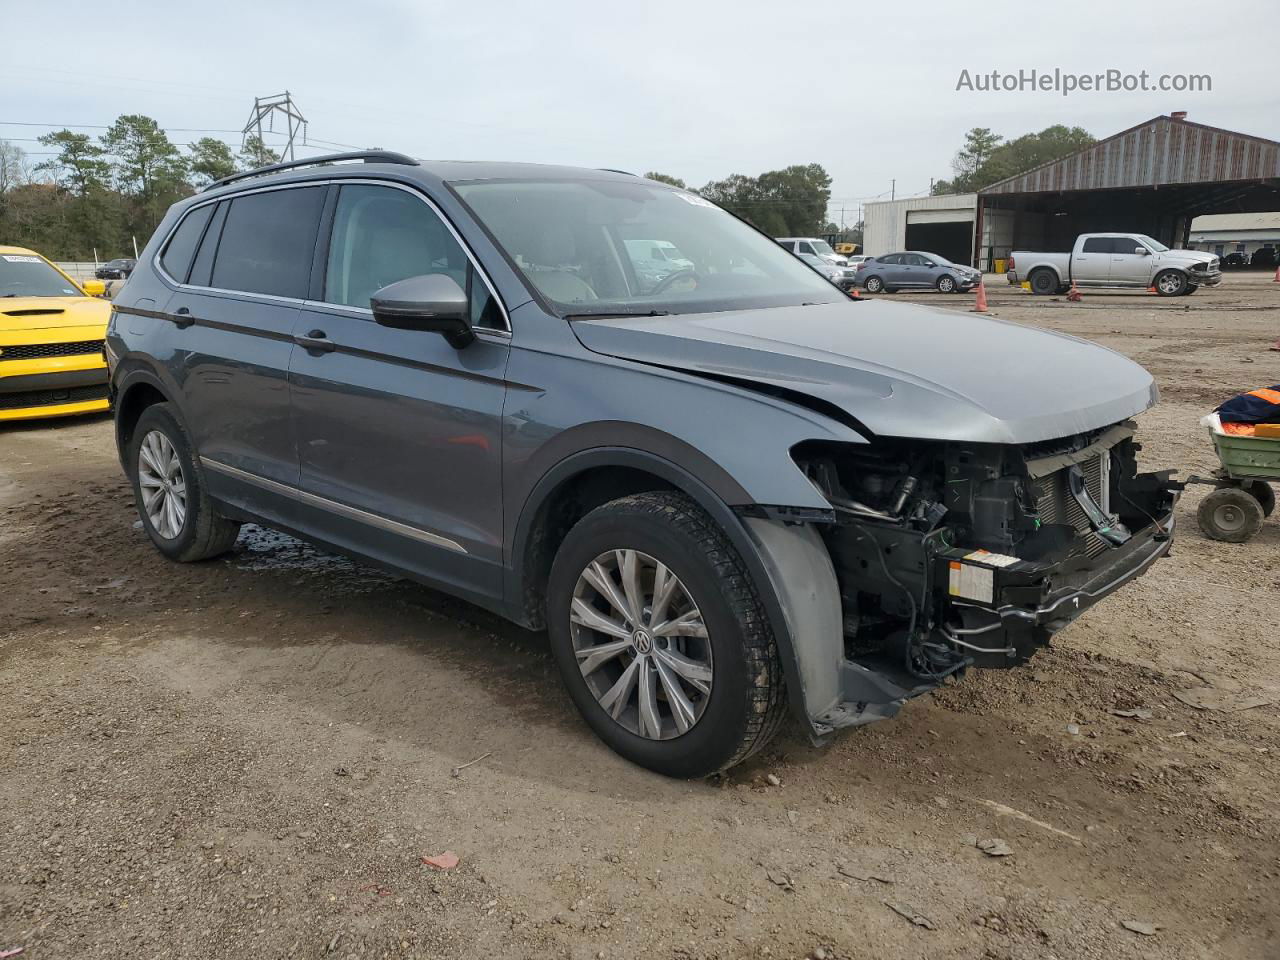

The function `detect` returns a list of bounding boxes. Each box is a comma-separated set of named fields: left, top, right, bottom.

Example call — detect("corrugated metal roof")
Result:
left=979, top=116, right=1280, bottom=195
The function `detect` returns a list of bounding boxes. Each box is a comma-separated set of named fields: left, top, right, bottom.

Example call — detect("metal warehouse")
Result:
left=864, top=112, right=1280, bottom=271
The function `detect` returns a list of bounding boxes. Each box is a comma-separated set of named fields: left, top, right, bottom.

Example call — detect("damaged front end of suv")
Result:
left=785, top=422, right=1178, bottom=733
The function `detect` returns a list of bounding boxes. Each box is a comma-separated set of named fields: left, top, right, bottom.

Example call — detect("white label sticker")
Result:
left=963, top=549, right=1020, bottom=568
left=674, top=192, right=715, bottom=207
left=2, top=255, right=42, bottom=263
left=948, top=561, right=994, bottom=604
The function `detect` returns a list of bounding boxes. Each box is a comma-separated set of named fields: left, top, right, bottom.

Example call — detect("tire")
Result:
left=128, top=403, right=241, bottom=562
left=936, top=275, right=956, bottom=293
left=1196, top=487, right=1264, bottom=543
left=1244, top=480, right=1276, bottom=518
left=1182, top=284, right=1199, bottom=296
left=1154, top=270, right=1188, bottom=297
left=547, top=491, right=787, bottom=778
left=864, top=275, right=884, bottom=294
left=1029, top=269, right=1058, bottom=295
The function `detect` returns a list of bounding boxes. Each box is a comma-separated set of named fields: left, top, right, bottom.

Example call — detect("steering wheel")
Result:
left=647, top=269, right=700, bottom=297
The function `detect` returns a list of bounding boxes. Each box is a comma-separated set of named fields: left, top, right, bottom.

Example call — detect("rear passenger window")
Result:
left=160, top=204, right=214, bottom=283
left=1082, top=237, right=1115, bottom=254
left=324, top=184, right=503, bottom=329
left=187, top=201, right=228, bottom=288
left=211, top=187, right=325, bottom=298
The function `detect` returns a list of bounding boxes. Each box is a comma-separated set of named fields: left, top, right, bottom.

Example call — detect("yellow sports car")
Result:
left=1, top=245, right=112, bottom=422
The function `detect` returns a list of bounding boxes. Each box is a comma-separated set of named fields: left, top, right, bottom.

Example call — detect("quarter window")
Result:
left=324, top=184, right=502, bottom=328
left=210, top=186, right=326, bottom=298
left=160, top=203, right=214, bottom=283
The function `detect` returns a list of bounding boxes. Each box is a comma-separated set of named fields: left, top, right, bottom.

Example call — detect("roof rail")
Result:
left=202, top=150, right=420, bottom=192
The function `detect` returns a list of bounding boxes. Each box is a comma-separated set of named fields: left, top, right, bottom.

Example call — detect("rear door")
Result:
left=288, top=181, right=511, bottom=600
left=166, top=184, right=325, bottom=503
left=1108, top=236, right=1153, bottom=285
left=1075, top=237, right=1114, bottom=283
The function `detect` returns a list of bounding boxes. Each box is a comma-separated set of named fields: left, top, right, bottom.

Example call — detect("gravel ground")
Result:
left=2, top=273, right=1279, bottom=960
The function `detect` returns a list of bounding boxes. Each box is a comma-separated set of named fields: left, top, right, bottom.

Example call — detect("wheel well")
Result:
left=520, top=465, right=677, bottom=629
left=115, top=382, right=168, bottom=454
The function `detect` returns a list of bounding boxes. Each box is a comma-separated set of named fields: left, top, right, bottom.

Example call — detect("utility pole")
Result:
left=242, top=91, right=308, bottom=164
left=891, top=179, right=896, bottom=201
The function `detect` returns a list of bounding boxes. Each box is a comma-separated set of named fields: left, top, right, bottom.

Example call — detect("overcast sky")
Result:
left=4, top=0, right=1276, bottom=223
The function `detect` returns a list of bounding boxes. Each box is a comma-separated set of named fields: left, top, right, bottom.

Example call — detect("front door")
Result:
left=1108, top=238, right=1154, bottom=286
left=289, top=182, right=511, bottom=601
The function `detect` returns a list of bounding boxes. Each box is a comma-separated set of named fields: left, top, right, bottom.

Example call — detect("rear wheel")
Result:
left=1197, top=487, right=1264, bottom=542
left=1029, top=269, right=1057, bottom=295
left=1243, top=480, right=1275, bottom=517
left=547, top=492, right=787, bottom=778
left=864, top=275, right=884, bottom=294
left=1155, top=270, right=1188, bottom=297
left=128, top=403, right=241, bottom=562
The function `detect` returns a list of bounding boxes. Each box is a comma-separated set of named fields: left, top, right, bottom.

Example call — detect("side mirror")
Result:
left=370, top=274, right=474, bottom=348
left=82, top=279, right=107, bottom=297
left=1134, top=246, right=1149, bottom=256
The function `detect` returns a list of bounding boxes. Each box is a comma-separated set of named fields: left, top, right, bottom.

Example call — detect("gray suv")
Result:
left=107, top=151, right=1179, bottom=778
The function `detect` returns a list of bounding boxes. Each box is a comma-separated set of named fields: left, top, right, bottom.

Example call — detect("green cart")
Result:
left=1191, top=414, right=1279, bottom=542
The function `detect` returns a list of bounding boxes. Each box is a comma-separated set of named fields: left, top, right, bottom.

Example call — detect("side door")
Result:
left=1108, top=236, right=1153, bottom=286
left=289, top=181, right=511, bottom=601
left=1074, top=236, right=1114, bottom=284
left=895, top=253, right=924, bottom=286
left=159, top=185, right=325, bottom=506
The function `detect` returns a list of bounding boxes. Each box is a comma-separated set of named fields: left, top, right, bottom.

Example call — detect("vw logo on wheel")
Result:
left=631, top=629, right=654, bottom=655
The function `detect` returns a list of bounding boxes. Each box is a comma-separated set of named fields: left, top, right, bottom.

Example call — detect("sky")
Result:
left=3, top=0, right=1277, bottom=225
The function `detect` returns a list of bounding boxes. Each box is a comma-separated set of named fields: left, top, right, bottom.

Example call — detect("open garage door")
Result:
left=905, top=211, right=974, bottom=265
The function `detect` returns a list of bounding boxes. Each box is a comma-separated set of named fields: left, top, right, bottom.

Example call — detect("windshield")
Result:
left=809, top=240, right=837, bottom=257
left=1135, top=234, right=1170, bottom=252
left=451, top=179, right=843, bottom=316
left=0, top=254, right=82, bottom=298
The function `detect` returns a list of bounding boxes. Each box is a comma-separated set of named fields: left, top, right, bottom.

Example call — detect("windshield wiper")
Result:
left=563, top=309, right=672, bottom=321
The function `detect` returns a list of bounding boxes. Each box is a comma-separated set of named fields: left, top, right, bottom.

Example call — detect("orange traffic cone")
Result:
left=1067, top=280, right=1083, bottom=302
left=970, top=278, right=989, bottom=313
left=1273, top=264, right=1280, bottom=282
left=1147, top=283, right=1158, bottom=294
left=848, top=286, right=861, bottom=300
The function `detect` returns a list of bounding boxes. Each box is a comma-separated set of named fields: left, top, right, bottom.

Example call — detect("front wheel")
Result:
left=936, top=275, right=956, bottom=293
left=1154, top=270, right=1188, bottom=297
left=864, top=275, right=884, bottom=294
left=128, top=403, right=241, bottom=562
left=1197, top=487, right=1264, bottom=542
left=547, top=492, right=787, bottom=778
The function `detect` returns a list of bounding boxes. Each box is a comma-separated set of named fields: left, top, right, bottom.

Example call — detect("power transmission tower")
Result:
left=242, top=91, right=308, bottom=164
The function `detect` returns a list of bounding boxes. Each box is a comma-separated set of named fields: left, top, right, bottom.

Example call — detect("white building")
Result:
left=1187, top=213, right=1280, bottom=259
left=863, top=193, right=978, bottom=265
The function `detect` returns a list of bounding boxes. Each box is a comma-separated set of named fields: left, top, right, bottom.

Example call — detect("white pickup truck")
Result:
left=1008, top=233, right=1222, bottom=297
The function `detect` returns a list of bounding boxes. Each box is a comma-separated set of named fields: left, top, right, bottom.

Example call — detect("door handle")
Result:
left=172, top=306, right=195, bottom=329
left=294, top=329, right=336, bottom=353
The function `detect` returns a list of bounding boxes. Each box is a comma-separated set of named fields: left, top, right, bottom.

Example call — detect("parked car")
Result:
left=856, top=251, right=980, bottom=294
left=1220, top=252, right=1250, bottom=270
left=0, top=246, right=111, bottom=422
left=776, top=237, right=847, bottom=266
left=1008, top=234, right=1221, bottom=296
left=1250, top=247, right=1278, bottom=270
left=95, top=258, right=136, bottom=280
left=108, top=151, right=1178, bottom=778
left=797, top=252, right=859, bottom=291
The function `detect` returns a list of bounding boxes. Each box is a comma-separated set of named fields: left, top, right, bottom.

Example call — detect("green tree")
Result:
left=239, top=135, right=279, bottom=170
left=644, top=171, right=686, bottom=188
left=699, top=164, right=832, bottom=236
left=35, top=130, right=110, bottom=195
left=931, top=124, right=1096, bottom=194
left=101, top=114, right=189, bottom=239
left=188, top=137, right=237, bottom=185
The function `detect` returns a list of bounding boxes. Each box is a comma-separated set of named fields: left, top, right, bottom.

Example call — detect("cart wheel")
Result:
left=1197, top=488, right=1265, bottom=542
left=1243, top=480, right=1275, bottom=518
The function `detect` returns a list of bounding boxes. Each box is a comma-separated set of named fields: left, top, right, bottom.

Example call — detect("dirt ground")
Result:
left=3, top=273, right=1279, bottom=960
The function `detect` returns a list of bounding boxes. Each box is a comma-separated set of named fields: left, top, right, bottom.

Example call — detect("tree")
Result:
left=1, top=139, right=29, bottom=196
left=644, top=171, right=686, bottom=188
left=931, top=124, right=1096, bottom=194
left=35, top=130, right=110, bottom=195
left=699, top=164, right=832, bottom=236
left=101, top=114, right=189, bottom=239
left=239, top=135, right=279, bottom=170
left=188, top=137, right=237, bottom=185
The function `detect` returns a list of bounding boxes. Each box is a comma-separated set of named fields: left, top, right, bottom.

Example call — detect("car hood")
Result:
left=0, top=296, right=111, bottom=333
left=572, top=300, right=1158, bottom=444
left=1163, top=248, right=1217, bottom=265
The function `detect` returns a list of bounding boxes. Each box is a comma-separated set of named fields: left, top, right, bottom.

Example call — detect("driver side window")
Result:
left=324, top=184, right=501, bottom=328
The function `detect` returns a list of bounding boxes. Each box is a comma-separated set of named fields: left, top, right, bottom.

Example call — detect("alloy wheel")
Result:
left=137, top=429, right=187, bottom=540
left=570, top=549, right=713, bottom=740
